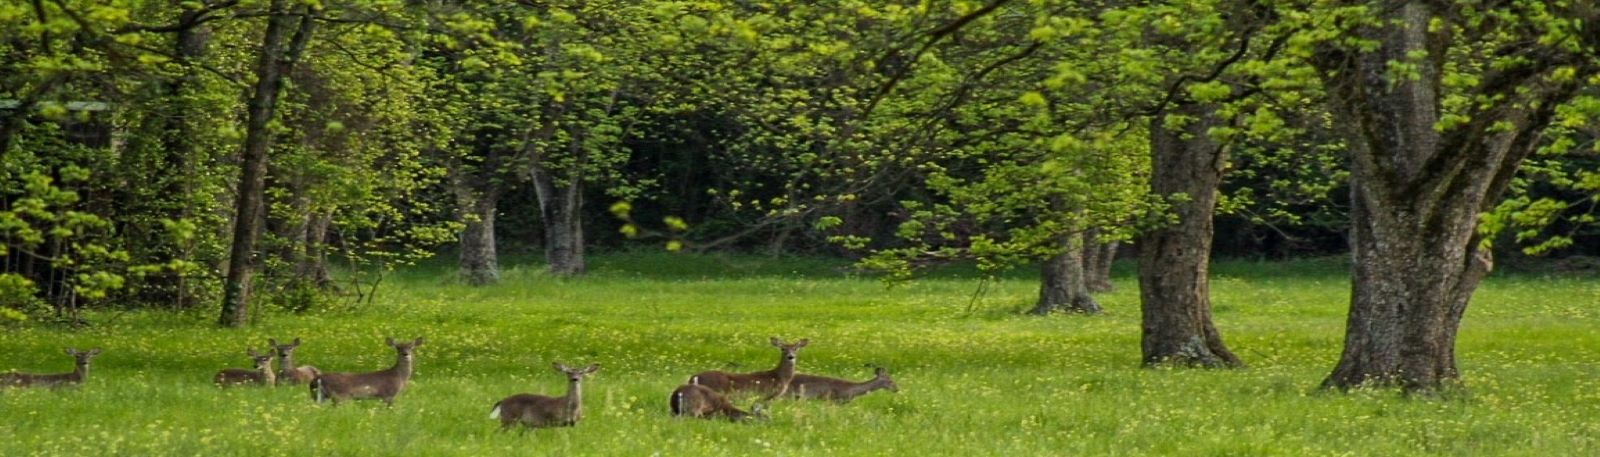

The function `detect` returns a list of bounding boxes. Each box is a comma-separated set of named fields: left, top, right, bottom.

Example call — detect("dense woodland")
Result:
left=3, top=0, right=1599, bottom=392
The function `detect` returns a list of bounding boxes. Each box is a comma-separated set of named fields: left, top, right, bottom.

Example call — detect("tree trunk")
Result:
left=300, top=210, right=332, bottom=287
left=1138, top=103, right=1241, bottom=368
left=1311, top=1, right=1586, bottom=391
left=1082, top=230, right=1117, bottom=293
left=530, top=162, right=585, bottom=277
left=1031, top=234, right=1100, bottom=315
left=454, top=180, right=500, bottom=285
left=136, top=6, right=210, bottom=308
left=218, top=2, right=317, bottom=327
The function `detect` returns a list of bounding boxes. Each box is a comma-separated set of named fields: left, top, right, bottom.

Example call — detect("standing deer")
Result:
left=310, top=337, right=423, bottom=406
left=669, top=383, right=764, bottom=421
left=688, top=337, right=807, bottom=400
left=0, top=348, right=101, bottom=388
left=268, top=337, right=320, bottom=385
left=214, top=348, right=276, bottom=387
left=488, top=363, right=599, bottom=430
left=787, top=367, right=899, bottom=403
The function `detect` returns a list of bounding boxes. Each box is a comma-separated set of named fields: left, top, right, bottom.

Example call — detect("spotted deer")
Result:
left=488, top=363, right=599, bottom=430
left=787, top=367, right=899, bottom=403
left=0, top=348, right=101, bottom=388
left=214, top=348, right=276, bottom=387
left=310, top=337, right=423, bottom=406
left=688, top=337, right=807, bottom=400
left=268, top=337, right=321, bottom=385
left=669, top=383, right=764, bottom=421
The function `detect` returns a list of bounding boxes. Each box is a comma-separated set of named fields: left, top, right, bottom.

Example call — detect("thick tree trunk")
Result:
left=530, top=163, right=586, bottom=276
left=1311, top=2, right=1585, bottom=391
left=1138, top=103, right=1241, bottom=368
left=1082, top=230, right=1117, bottom=293
left=456, top=192, right=500, bottom=286
left=1031, top=234, right=1100, bottom=315
left=218, top=3, right=316, bottom=327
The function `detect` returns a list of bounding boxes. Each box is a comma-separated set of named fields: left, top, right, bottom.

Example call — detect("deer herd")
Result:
left=1, top=336, right=898, bottom=431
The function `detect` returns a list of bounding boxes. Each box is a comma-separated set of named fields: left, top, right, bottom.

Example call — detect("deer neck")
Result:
left=392, top=353, right=414, bottom=378
left=843, top=377, right=885, bottom=397
left=73, top=363, right=89, bottom=382
left=260, top=364, right=277, bottom=384
left=278, top=352, right=296, bottom=371
left=565, top=379, right=583, bottom=416
left=774, top=356, right=795, bottom=382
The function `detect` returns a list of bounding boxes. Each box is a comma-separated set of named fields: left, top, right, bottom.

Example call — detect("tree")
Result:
left=1305, top=1, right=1600, bottom=391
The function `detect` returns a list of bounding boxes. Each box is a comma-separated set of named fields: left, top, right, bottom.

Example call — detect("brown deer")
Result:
left=268, top=337, right=321, bottom=385
left=688, top=337, right=807, bottom=400
left=310, top=337, right=423, bottom=406
left=787, top=367, right=899, bottom=403
left=669, top=383, right=764, bottom=421
left=488, top=363, right=599, bottom=430
left=214, top=348, right=276, bottom=387
left=0, top=348, right=101, bottom=388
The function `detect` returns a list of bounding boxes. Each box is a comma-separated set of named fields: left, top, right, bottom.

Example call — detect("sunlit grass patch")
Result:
left=1, top=253, right=1595, bottom=455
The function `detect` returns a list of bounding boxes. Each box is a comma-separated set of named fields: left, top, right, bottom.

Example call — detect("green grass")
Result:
left=2, top=252, right=1597, bottom=456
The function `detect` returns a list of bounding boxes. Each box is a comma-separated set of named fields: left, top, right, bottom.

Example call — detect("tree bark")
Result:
left=451, top=160, right=500, bottom=285
left=530, top=162, right=585, bottom=276
left=1138, top=102, right=1241, bottom=368
left=1082, top=230, right=1117, bottom=293
left=218, top=2, right=317, bottom=327
left=1312, top=2, right=1586, bottom=392
left=1031, top=233, right=1100, bottom=315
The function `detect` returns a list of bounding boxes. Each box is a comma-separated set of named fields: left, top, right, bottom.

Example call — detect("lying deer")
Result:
left=0, top=347, right=101, bottom=388
left=688, top=337, right=807, bottom=400
left=214, top=348, right=276, bottom=387
left=489, top=363, right=599, bottom=430
left=268, top=337, right=321, bottom=385
left=669, top=383, right=763, bottom=421
left=787, top=367, right=899, bottom=403
left=310, top=337, right=423, bottom=406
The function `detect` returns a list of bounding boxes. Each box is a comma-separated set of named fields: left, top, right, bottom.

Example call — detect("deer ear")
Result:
left=412, top=337, right=425, bottom=347
left=552, top=362, right=567, bottom=372
left=292, top=337, right=302, bottom=346
left=65, top=348, right=77, bottom=356
left=385, top=337, right=397, bottom=347
left=87, top=348, right=101, bottom=356
left=875, top=367, right=887, bottom=377
left=269, top=338, right=279, bottom=347
left=795, top=338, right=809, bottom=348
left=770, top=337, right=783, bottom=347
left=584, top=363, right=600, bottom=374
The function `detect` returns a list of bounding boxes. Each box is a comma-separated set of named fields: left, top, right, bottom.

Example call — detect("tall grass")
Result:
left=1, top=252, right=1596, bottom=456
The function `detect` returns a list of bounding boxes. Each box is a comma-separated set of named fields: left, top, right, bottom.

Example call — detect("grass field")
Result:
left=1, top=252, right=1597, bottom=456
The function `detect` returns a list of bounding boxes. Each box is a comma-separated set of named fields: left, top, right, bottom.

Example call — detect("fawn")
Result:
left=688, top=337, right=807, bottom=400
left=669, top=383, right=764, bottom=421
left=489, top=363, right=599, bottom=429
left=787, top=367, right=899, bottom=403
left=310, top=337, right=423, bottom=406
left=0, top=348, right=101, bottom=388
left=214, top=348, right=276, bottom=387
left=268, top=338, right=321, bottom=385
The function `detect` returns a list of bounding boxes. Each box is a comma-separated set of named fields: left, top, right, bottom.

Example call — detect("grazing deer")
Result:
left=268, top=338, right=321, bottom=385
left=688, top=337, right=807, bottom=399
left=787, top=367, right=899, bottom=403
left=669, top=383, right=764, bottom=421
left=0, top=348, right=101, bottom=388
left=488, top=363, right=599, bottom=430
left=310, top=337, right=423, bottom=406
left=214, top=349, right=276, bottom=387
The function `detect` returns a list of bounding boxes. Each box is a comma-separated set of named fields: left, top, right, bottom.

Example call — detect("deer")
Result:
left=310, top=337, right=423, bottom=406
left=214, top=348, right=276, bottom=387
left=268, top=337, right=321, bottom=385
left=669, top=383, right=765, bottom=421
left=787, top=367, right=899, bottom=403
left=488, top=363, right=599, bottom=430
left=0, top=348, right=102, bottom=388
left=687, top=337, right=807, bottom=401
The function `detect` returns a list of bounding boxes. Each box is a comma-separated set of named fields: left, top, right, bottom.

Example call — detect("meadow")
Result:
left=1, top=252, right=1597, bottom=456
